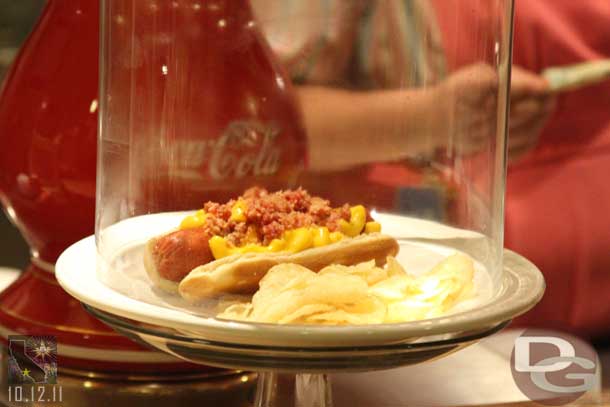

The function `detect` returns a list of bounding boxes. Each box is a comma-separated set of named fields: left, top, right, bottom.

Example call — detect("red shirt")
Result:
left=435, top=0, right=610, bottom=337
left=507, top=0, right=610, bottom=337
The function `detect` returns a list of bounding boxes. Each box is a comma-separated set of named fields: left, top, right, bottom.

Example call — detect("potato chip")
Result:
left=216, top=253, right=476, bottom=325
left=319, top=260, right=388, bottom=286
left=369, top=275, right=412, bottom=302
left=258, top=263, right=316, bottom=292
left=338, top=295, right=387, bottom=323
left=218, top=303, right=252, bottom=320
left=306, top=297, right=386, bottom=325
left=386, top=256, right=407, bottom=276
left=278, top=304, right=336, bottom=324
left=299, top=273, right=369, bottom=305
left=307, top=310, right=366, bottom=325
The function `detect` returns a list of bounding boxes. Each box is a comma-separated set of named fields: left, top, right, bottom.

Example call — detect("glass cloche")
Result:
left=96, top=0, right=511, bottom=320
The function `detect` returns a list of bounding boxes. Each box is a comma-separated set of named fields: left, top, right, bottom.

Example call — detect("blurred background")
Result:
left=0, top=0, right=44, bottom=269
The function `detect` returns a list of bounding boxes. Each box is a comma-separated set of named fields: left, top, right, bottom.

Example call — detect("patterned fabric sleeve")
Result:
left=255, top=0, right=446, bottom=89
left=355, top=0, right=446, bottom=89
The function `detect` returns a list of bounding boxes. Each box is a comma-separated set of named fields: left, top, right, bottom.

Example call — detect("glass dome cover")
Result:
left=96, top=0, right=513, bottom=327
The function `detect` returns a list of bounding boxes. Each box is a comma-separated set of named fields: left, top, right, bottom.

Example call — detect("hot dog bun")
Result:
left=178, top=233, right=399, bottom=303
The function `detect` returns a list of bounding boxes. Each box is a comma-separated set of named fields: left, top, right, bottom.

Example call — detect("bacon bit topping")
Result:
left=198, top=187, right=352, bottom=246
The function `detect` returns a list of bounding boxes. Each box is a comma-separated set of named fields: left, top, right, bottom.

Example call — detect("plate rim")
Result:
left=56, top=235, right=545, bottom=347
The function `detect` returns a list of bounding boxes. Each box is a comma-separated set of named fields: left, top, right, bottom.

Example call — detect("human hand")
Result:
left=432, top=63, right=498, bottom=155
left=508, top=66, right=557, bottom=162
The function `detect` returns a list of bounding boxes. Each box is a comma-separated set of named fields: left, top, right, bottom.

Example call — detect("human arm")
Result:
left=299, top=64, right=499, bottom=171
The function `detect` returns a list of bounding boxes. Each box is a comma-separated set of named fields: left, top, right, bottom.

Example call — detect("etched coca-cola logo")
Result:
left=172, top=120, right=282, bottom=180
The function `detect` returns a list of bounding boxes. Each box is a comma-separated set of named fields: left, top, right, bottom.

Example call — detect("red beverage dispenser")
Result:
left=0, top=0, right=304, bottom=403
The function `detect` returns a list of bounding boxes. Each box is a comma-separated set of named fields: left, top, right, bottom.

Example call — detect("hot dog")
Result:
left=143, top=187, right=399, bottom=299
left=143, top=228, right=214, bottom=293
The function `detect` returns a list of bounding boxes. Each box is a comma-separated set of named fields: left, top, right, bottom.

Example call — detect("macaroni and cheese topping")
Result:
left=180, top=187, right=378, bottom=258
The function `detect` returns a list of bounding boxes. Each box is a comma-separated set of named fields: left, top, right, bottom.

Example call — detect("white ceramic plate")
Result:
left=56, top=214, right=544, bottom=348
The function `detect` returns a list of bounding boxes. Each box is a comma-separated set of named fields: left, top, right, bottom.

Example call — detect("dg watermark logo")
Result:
left=511, top=329, right=599, bottom=405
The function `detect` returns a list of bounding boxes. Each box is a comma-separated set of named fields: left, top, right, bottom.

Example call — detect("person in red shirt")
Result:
left=505, top=1, right=610, bottom=338
left=259, top=1, right=610, bottom=337
left=433, top=0, right=610, bottom=338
